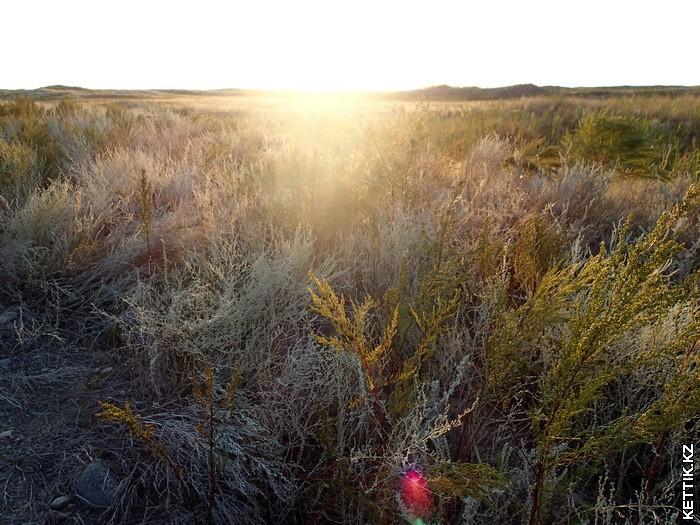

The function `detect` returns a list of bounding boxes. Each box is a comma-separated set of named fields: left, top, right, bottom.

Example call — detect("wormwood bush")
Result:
left=0, top=98, right=66, bottom=181
left=487, top=185, right=700, bottom=524
left=97, top=395, right=294, bottom=523
left=125, top=232, right=325, bottom=394
left=0, top=137, right=37, bottom=205
left=0, top=180, right=80, bottom=287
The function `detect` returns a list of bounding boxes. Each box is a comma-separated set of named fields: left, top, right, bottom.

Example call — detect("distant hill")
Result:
left=42, top=84, right=89, bottom=91
left=399, top=83, right=548, bottom=100
left=0, top=85, right=215, bottom=100
left=0, top=85, right=263, bottom=101
left=396, top=84, right=700, bottom=100
left=1, top=84, right=700, bottom=102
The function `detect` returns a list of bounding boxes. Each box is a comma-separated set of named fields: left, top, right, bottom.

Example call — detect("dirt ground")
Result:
left=0, top=305, right=132, bottom=524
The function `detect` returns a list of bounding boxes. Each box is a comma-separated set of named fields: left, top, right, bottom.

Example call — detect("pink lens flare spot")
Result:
left=401, top=468, right=432, bottom=518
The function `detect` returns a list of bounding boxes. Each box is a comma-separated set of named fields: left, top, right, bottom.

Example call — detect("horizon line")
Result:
left=2, top=83, right=700, bottom=95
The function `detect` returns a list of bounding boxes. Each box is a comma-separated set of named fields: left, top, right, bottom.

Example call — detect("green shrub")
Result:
left=564, top=113, right=667, bottom=176
left=512, top=212, right=566, bottom=294
left=487, top=185, right=700, bottom=524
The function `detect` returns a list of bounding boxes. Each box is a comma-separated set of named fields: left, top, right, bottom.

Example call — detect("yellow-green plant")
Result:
left=308, top=271, right=505, bottom=520
left=308, top=272, right=398, bottom=430
left=192, top=362, right=241, bottom=525
left=428, top=461, right=508, bottom=501
left=512, top=212, right=566, bottom=295
left=389, top=259, right=462, bottom=420
left=97, top=400, right=169, bottom=459
left=487, top=185, right=700, bottom=524
left=563, top=112, right=675, bottom=177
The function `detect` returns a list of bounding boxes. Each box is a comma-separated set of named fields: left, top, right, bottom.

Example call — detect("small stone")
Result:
left=0, top=308, right=17, bottom=326
left=0, top=430, right=12, bottom=439
left=100, top=367, right=114, bottom=375
left=75, top=462, right=119, bottom=508
left=50, top=495, right=73, bottom=510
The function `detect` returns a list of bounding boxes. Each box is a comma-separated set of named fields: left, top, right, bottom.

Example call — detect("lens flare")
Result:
left=400, top=469, right=432, bottom=520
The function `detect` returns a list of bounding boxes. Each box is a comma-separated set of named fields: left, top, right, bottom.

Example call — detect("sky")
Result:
left=3, top=0, right=699, bottom=92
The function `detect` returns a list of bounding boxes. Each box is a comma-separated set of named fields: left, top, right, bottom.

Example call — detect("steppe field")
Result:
left=1, top=86, right=699, bottom=524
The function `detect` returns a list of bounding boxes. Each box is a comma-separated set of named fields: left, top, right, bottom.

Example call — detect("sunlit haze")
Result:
left=4, top=0, right=700, bottom=91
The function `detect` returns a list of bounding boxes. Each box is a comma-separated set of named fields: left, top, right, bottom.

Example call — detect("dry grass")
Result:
left=0, top=93, right=698, bottom=524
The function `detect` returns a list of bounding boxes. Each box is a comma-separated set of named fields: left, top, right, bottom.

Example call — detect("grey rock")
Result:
left=50, top=495, right=73, bottom=510
left=0, top=430, right=12, bottom=439
left=75, top=462, right=119, bottom=508
left=0, top=308, right=17, bottom=326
